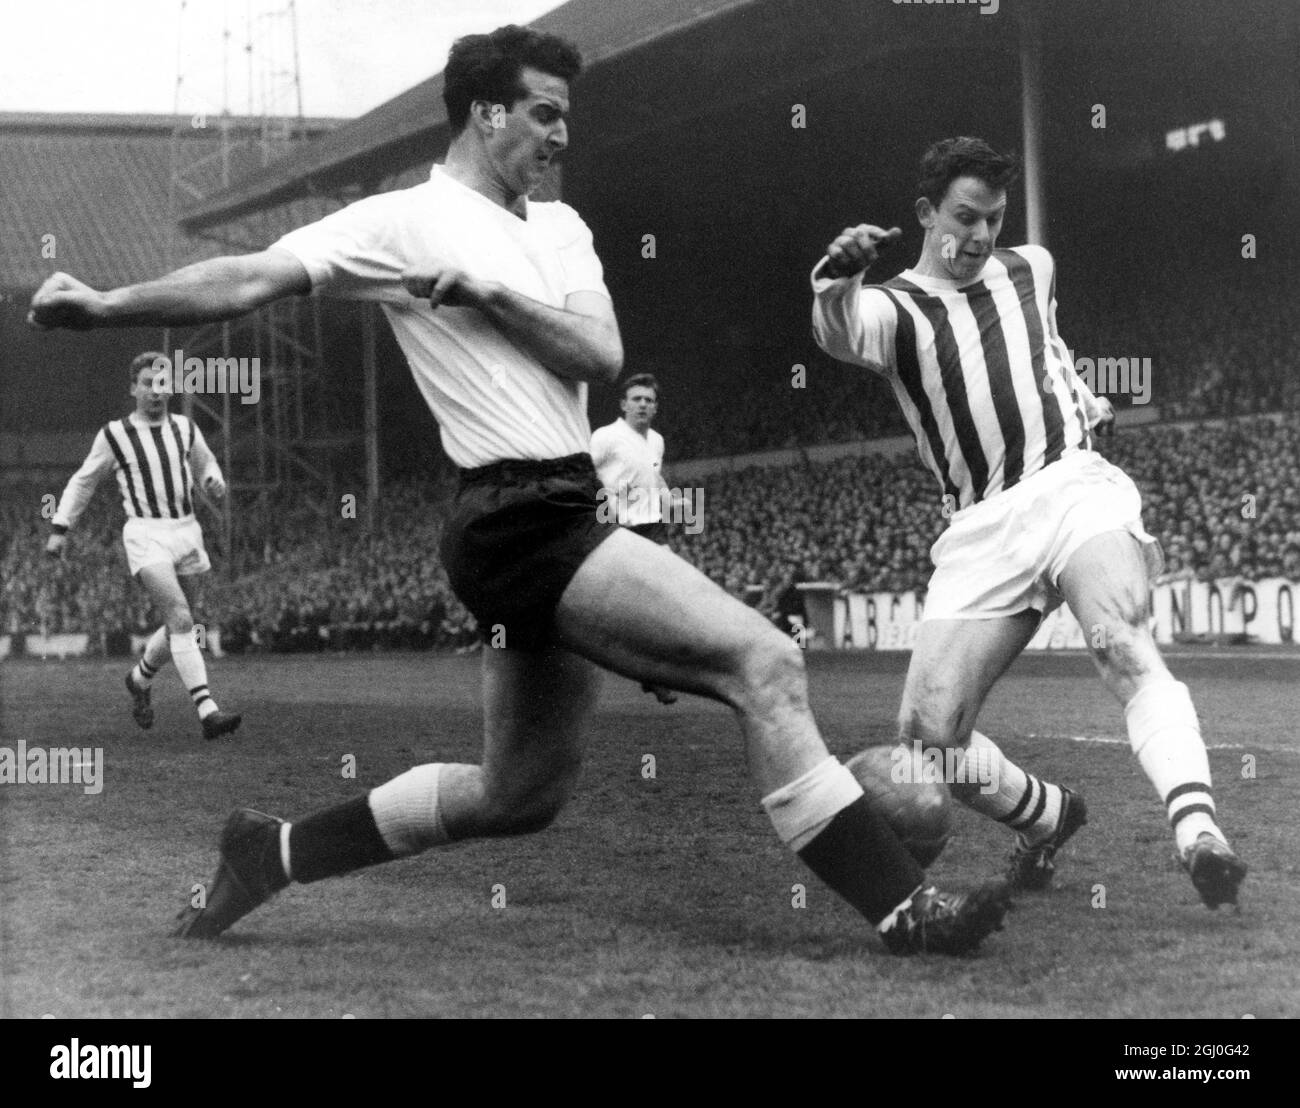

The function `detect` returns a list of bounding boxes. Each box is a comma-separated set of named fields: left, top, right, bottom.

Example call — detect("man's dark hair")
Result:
left=129, top=351, right=167, bottom=385
left=443, top=25, right=582, bottom=135
left=917, top=137, right=1019, bottom=206
left=622, top=373, right=660, bottom=400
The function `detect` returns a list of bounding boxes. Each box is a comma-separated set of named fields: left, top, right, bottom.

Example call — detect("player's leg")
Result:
left=122, top=528, right=170, bottom=727
left=128, top=625, right=170, bottom=688
left=551, top=528, right=1011, bottom=951
left=898, top=613, right=1088, bottom=888
left=175, top=644, right=600, bottom=938
left=627, top=521, right=677, bottom=704
left=125, top=620, right=168, bottom=730
left=1058, top=530, right=1244, bottom=906
left=137, top=562, right=239, bottom=738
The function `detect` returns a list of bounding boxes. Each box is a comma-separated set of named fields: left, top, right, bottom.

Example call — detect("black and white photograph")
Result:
left=1, top=0, right=1296, bottom=1045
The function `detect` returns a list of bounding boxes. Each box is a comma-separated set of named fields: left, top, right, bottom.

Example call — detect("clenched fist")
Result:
left=401, top=265, right=493, bottom=310
left=822, top=225, right=902, bottom=279
left=28, top=272, right=105, bottom=331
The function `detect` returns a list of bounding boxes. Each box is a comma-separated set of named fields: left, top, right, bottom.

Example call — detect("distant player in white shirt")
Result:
left=812, top=136, right=1244, bottom=910
left=31, top=29, right=1012, bottom=954
left=590, top=373, right=677, bottom=703
left=45, top=352, right=242, bottom=741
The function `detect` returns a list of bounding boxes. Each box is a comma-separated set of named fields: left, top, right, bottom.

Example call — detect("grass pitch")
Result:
left=1, top=649, right=1296, bottom=1018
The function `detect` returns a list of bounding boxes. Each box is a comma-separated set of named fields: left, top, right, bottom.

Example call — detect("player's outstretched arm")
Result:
left=818, top=225, right=902, bottom=280
left=402, top=265, right=622, bottom=384
left=811, top=225, right=900, bottom=373
left=46, top=429, right=115, bottom=556
left=27, top=250, right=312, bottom=331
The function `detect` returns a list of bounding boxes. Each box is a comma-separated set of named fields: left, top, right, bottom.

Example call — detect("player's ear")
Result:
left=469, top=99, right=503, bottom=137
left=915, top=196, right=935, bottom=229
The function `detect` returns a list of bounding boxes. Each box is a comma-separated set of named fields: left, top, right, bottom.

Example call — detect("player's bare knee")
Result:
left=898, top=698, right=971, bottom=750
left=166, top=607, right=194, bottom=634
left=1089, top=614, right=1159, bottom=684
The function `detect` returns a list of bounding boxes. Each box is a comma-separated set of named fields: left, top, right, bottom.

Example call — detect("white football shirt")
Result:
left=272, top=165, right=612, bottom=469
left=589, top=418, right=665, bottom=525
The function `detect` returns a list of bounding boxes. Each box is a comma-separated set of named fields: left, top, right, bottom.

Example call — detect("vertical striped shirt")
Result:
left=812, top=244, right=1106, bottom=509
left=53, top=413, right=221, bottom=528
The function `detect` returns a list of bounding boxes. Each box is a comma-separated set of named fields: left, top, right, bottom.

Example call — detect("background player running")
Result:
left=45, top=352, right=242, bottom=741
left=811, top=137, right=1245, bottom=909
left=590, top=372, right=681, bottom=704
left=30, top=29, right=1010, bottom=955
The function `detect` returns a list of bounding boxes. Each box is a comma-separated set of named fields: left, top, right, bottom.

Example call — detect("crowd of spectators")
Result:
left=4, top=415, right=1296, bottom=651
left=1104, top=418, right=1300, bottom=584
left=650, top=263, right=1299, bottom=462
left=0, top=477, right=480, bottom=652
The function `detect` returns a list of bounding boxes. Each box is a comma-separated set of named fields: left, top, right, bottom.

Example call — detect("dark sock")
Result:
left=289, top=797, right=396, bottom=883
left=797, top=795, right=925, bottom=925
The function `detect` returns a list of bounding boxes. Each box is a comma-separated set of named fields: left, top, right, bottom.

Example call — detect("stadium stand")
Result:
left=5, top=415, right=1297, bottom=649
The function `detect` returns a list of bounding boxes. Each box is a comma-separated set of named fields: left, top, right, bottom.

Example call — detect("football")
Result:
left=845, top=745, right=953, bottom=867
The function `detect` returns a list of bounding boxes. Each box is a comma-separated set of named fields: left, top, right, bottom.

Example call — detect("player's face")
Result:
left=132, top=365, right=169, bottom=419
left=484, top=67, right=570, bottom=199
left=918, top=176, right=1006, bottom=283
left=621, top=386, right=658, bottom=430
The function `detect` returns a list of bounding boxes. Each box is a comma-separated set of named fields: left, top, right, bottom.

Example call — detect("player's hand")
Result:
left=45, top=533, right=67, bottom=559
left=1093, top=396, right=1116, bottom=434
left=402, top=265, right=492, bottom=310
left=823, top=225, right=902, bottom=279
left=27, top=272, right=106, bottom=331
left=203, top=475, right=226, bottom=501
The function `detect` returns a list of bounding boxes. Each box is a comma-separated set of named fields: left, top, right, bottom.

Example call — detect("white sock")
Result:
left=368, top=764, right=452, bottom=857
left=280, top=822, right=294, bottom=882
left=876, top=884, right=930, bottom=933
left=1125, top=679, right=1221, bottom=853
left=133, top=626, right=170, bottom=687
left=955, top=732, right=1064, bottom=845
left=170, top=632, right=217, bottom=719
left=760, top=756, right=863, bottom=852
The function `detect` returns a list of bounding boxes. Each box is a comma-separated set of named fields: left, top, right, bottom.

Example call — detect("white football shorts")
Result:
left=122, top=516, right=212, bottom=576
left=923, top=449, right=1163, bottom=622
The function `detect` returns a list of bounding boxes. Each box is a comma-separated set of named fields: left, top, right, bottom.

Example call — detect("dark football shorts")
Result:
left=440, top=453, right=619, bottom=651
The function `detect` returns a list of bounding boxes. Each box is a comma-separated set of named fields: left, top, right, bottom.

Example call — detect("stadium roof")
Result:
left=176, top=0, right=1294, bottom=234
left=0, top=113, right=343, bottom=289
left=176, top=0, right=758, bottom=231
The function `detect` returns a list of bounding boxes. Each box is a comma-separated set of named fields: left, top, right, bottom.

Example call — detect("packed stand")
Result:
left=3, top=417, right=1298, bottom=651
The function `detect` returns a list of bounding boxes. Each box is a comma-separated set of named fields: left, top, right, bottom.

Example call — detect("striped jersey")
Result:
left=53, top=412, right=221, bottom=528
left=812, top=244, right=1106, bottom=509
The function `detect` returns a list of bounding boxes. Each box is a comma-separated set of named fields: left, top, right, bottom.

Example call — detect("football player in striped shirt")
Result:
left=812, top=136, right=1245, bottom=910
left=45, top=352, right=242, bottom=741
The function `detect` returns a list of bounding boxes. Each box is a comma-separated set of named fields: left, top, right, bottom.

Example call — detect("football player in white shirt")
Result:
left=590, top=373, right=678, bottom=704
left=45, top=352, right=242, bottom=741
left=30, top=27, right=1010, bottom=953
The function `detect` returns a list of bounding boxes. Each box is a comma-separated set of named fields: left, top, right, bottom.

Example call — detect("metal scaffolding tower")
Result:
left=165, top=0, right=358, bottom=573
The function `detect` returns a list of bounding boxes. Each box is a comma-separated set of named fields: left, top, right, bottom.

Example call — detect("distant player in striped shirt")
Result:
left=812, top=137, right=1245, bottom=910
left=45, top=352, right=242, bottom=741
